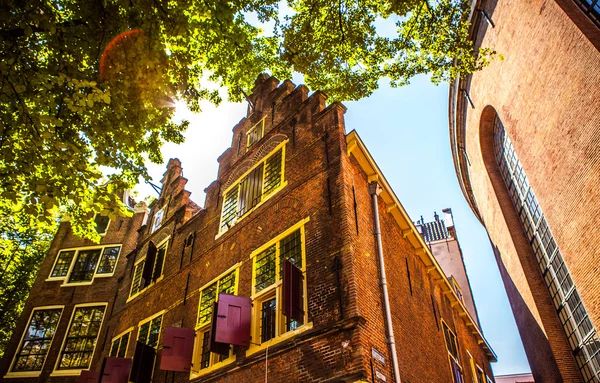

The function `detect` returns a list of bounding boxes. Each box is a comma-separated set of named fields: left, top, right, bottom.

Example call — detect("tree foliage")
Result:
left=0, top=203, right=56, bottom=358
left=0, top=0, right=494, bottom=239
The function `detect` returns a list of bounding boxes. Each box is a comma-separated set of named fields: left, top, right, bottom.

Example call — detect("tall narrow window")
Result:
left=246, top=118, right=265, bottom=149
left=9, top=307, right=63, bottom=374
left=57, top=304, right=106, bottom=370
left=152, top=208, right=164, bottom=233
left=442, top=321, right=463, bottom=383
left=129, top=240, right=168, bottom=298
left=138, top=312, right=164, bottom=349
left=249, top=219, right=309, bottom=353
left=219, top=142, right=287, bottom=233
left=110, top=329, right=132, bottom=358
left=191, top=267, right=238, bottom=376
left=493, top=115, right=600, bottom=382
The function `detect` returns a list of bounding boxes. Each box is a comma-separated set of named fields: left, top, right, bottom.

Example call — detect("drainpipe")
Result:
left=368, top=181, right=402, bottom=383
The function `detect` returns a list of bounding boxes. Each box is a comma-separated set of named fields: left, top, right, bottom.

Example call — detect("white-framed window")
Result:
left=152, top=208, right=164, bottom=233
left=47, top=245, right=122, bottom=285
left=129, top=238, right=169, bottom=299
left=248, top=218, right=311, bottom=356
left=52, top=303, right=107, bottom=375
left=94, top=214, right=110, bottom=236
left=110, top=327, right=133, bottom=358
left=137, top=311, right=165, bottom=349
left=246, top=117, right=265, bottom=149
left=5, top=306, right=64, bottom=377
left=191, top=265, right=239, bottom=377
left=219, top=140, right=288, bottom=234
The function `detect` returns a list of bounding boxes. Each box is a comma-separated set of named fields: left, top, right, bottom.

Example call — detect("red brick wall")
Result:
left=343, top=151, right=495, bottom=383
left=1, top=76, right=495, bottom=383
left=452, top=0, right=600, bottom=381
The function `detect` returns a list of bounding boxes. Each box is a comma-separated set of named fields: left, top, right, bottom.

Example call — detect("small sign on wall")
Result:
left=375, top=369, right=387, bottom=382
left=372, top=347, right=386, bottom=365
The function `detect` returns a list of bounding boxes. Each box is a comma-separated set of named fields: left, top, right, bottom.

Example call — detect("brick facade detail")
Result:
left=449, top=0, right=600, bottom=382
left=2, top=75, right=495, bottom=382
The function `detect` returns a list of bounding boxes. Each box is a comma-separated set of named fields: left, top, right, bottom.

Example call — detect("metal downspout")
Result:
left=368, top=181, right=402, bottom=383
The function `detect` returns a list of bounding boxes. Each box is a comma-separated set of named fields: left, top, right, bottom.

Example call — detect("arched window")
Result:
left=493, top=114, right=600, bottom=382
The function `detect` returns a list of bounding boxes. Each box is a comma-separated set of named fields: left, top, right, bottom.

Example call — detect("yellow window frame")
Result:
left=110, top=327, right=134, bottom=358
left=217, top=139, right=289, bottom=237
left=442, top=319, right=462, bottom=381
left=246, top=116, right=266, bottom=149
left=137, top=310, right=166, bottom=349
left=127, top=237, right=170, bottom=302
left=190, top=263, right=240, bottom=378
left=51, top=302, right=108, bottom=376
left=247, top=218, right=312, bottom=356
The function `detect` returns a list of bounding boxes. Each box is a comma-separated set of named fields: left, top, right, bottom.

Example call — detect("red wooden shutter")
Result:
left=159, top=327, right=194, bottom=372
left=282, top=260, right=304, bottom=322
left=129, top=342, right=156, bottom=383
left=141, top=242, right=157, bottom=287
left=100, top=357, right=132, bottom=383
left=214, top=293, right=252, bottom=347
left=209, top=302, right=230, bottom=356
left=78, top=370, right=99, bottom=383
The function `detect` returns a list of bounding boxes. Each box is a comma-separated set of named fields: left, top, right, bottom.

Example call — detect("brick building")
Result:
left=448, top=0, right=600, bottom=382
left=2, top=75, right=496, bottom=383
left=416, top=209, right=480, bottom=326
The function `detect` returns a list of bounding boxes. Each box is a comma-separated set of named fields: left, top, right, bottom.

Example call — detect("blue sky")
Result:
left=136, top=74, right=530, bottom=376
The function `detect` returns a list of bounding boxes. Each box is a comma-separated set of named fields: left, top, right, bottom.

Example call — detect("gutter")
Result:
left=369, top=181, right=402, bottom=383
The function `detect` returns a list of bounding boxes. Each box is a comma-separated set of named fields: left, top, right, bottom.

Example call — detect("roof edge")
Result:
left=346, top=129, right=497, bottom=362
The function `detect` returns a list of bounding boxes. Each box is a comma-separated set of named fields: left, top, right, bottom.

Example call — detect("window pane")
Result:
left=198, top=283, right=218, bottom=326
left=263, top=149, right=283, bottom=195
left=12, top=308, right=62, bottom=372
left=110, top=338, right=120, bottom=357
left=152, top=242, right=167, bottom=281
left=130, top=262, right=145, bottom=296
left=138, top=322, right=150, bottom=345
left=254, top=245, right=276, bottom=292
left=96, top=246, right=121, bottom=274
left=94, top=215, right=110, bottom=234
left=152, top=209, right=164, bottom=233
left=260, top=298, right=277, bottom=343
left=51, top=251, right=75, bottom=278
left=58, top=306, right=105, bottom=369
left=200, top=331, right=211, bottom=369
left=218, top=271, right=236, bottom=295
left=279, top=229, right=302, bottom=276
left=238, top=164, right=264, bottom=217
left=147, top=317, right=162, bottom=348
left=118, top=333, right=129, bottom=357
left=68, top=250, right=102, bottom=283
left=221, top=186, right=239, bottom=231
left=247, top=120, right=264, bottom=148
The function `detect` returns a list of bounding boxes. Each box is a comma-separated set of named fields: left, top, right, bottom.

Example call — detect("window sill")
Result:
left=215, top=181, right=288, bottom=240
left=126, top=275, right=165, bottom=303
left=50, top=369, right=85, bottom=376
left=189, top=356, right=236, bottom=380
left=246, top=322, right=313, bottom=357
left=3, top=371, right=42, bottom=378
left=60, top=281, right=93, bottom=287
